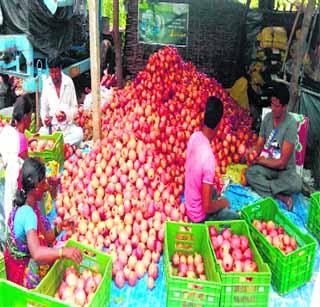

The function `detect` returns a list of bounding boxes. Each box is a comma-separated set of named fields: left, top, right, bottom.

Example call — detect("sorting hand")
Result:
left=246, top=149, right=259, bottom=165
left=55, top=111, right=67, bottom=122
left=61, top=216, right=76, bottom=230
left=44, top=115, right=52, bottom=127
left=63, top=247, right=83, bottom=265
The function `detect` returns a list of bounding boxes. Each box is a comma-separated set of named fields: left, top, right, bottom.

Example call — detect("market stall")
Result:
left=1, top=44, right=319, bottom=307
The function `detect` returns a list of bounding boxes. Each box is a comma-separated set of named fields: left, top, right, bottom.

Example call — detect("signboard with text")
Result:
left=138, top=2, right=189, bottom=47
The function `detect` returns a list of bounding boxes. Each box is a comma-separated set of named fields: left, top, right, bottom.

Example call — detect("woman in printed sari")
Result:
left=4, top=157, right=82, bottom=289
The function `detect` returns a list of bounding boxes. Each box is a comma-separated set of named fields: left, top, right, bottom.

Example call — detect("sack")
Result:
left=257, top=27, right=288, bottom=50
left=227, top=77, right=249, bottom=110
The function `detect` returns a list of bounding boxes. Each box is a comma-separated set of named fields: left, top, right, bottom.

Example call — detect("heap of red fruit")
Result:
left=253, top=220, right=298, bottom=254
left=114, top=256, right=159, bottom=290
left=170, top=252, right=207, bottom=280
left=54, top=266, right=102, bottom=306
left=75, top=106, right=93, bottom=141
left=208, top=225, right=258, bottom=273
left=57, top=46, right=257, bottom=288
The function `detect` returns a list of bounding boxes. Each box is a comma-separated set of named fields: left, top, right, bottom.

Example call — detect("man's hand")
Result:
left=254, top=155, right=266, bottom=165
left=245, top=136, right=265, bottom=164
left=214, top=198, right=229, bottom=210
left=54, top=216, right=76, bottom=234
left=55, top=111, right=67, bottom=123
left=44, top=115, right=52, bottom=127
left=245, top=147, right=254, bottom=161
left=246, top=149, right=259, bottom=165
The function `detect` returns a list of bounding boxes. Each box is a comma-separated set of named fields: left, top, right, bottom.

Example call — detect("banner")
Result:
left=138, top=1, right=189, bottom=47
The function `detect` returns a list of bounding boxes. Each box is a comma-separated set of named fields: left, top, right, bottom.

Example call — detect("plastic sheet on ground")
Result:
left=109, top=256, right=166, bottom=307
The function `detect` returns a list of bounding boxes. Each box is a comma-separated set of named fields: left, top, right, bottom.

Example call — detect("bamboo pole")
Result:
left=89, top=0, right=101, bottom=141
left=281, top=5, right=302, bottom=77
left=288, top=0, right=316, bottom=112
left=113, top=0, right=124, bottom=88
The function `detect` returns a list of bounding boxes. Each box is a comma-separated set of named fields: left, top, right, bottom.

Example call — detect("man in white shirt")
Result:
left=39, top=58, right=83, bottom=145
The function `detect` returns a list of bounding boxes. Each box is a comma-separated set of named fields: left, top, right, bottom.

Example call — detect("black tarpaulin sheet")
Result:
left=0, top=0, right=74, bottom=57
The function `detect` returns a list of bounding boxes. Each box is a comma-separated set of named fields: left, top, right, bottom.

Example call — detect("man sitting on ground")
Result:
left=245, top=82, right=302, bottom=210
left=184, top=96, right=240, bottom=222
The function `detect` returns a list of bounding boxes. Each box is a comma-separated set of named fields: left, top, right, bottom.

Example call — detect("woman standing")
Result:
left=4, top=157, right=82, bottom=288
left=0, top=96, right=32, bottom=250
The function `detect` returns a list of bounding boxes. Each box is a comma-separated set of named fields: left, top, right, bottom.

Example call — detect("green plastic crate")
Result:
left=164, top=221, right=221, bottom=307
left=307, top=192, right=320, bottom=241
left=0, top=253, right=6, bottom=279
left=25, top=130, right=64, bottom=165
left=241, top=198, right=317, bottom=295
left=0, top=279, right=69, bottom=307
left=206, top=220, right=271, bottom=307
left=35, top=239, right=112, bottom=307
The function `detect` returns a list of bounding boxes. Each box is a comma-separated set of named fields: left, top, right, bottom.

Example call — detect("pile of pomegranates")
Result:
left=253, top=220, right=298, bottom=254
left=75, top=106, right=93, bottom=141
left=208, top=225, right=259, bottom=273
left=56, top=135, right=180, bottom=289
left=170, top=252, right=207, bottom=280
left=56, top=46, right=257, bottom=288
left=54, top=266, right=102, bottom=306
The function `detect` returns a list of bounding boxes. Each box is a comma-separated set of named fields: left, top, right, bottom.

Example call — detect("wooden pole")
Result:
left=113, top=0, right=124, bottom=88
left=281, top=6, right=302, bottom=76
left=89, top=0, right=101, bottom=141
left=288, top=0, right=316, bottom=112
left=313, top=11, right=320, bottom=81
